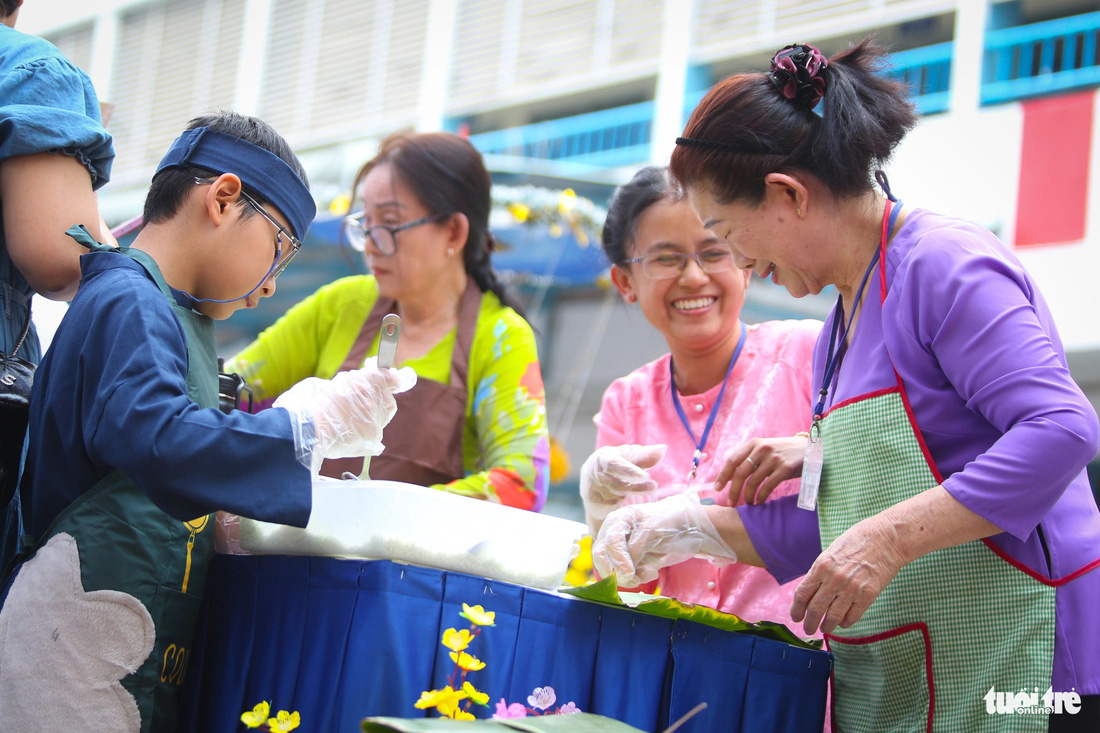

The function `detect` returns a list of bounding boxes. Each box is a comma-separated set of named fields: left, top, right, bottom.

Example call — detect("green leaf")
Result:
left=558, top=575, right=621, bottom=605
left=363, top=720, right=476, bottom=732
left=559, top=576, right=822, bottom=650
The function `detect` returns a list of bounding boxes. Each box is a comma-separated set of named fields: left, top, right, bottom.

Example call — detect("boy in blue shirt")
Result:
left=0, top=111, right=412, bottom=732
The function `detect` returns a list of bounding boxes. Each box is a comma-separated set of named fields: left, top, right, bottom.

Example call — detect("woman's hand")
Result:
left=790, top=516, right=908, bottom=635
left=791, top=486, right=1002, bottom=635
left=712, top=436, right=805, bottom=505
left=592, top=494, right=737, bottom=587
left=579, top=444, right=666, bottom=534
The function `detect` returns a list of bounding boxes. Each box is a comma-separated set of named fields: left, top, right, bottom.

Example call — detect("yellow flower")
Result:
left=415, top=686, right=467, bottom=713
left=442, top=627, right=473, bottom=652
left=328, top=193, right=351, bottom=215
left=449, top=650, right=487, bottom=671
left=240, top=701, right=270, bottom=728
left=549, top=437, right=570, bottom=483
left=508, top=202, right=530, bottom=222
left=415, top=688, right=445, bottom=710
left=439, top=686, right=469, bottom=717
left=267, top=710, right=301, bottom=732
left=564, top=535, right=594, bottom=587
left=460, top=604, right=496, bottom=626
left=548, top=224, right=563, bottom=238
left=559, top=188, right=577, bottom=211
left=462, top=681, right=490, bottom=707
left=453, top=708, right=476, bottom=720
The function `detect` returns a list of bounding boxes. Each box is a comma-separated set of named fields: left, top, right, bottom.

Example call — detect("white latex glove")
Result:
left=592, top=494, right=737, bottom=588
left=273, top=357, right=417, bottom=474
left=579, top=444, right=667, bottom=533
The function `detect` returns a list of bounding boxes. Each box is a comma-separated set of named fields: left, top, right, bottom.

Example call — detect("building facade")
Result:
left=22, top=0, right=1100, bottom=498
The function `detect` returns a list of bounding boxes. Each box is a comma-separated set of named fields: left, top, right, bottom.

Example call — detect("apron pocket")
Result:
left=126, top=584, right=204, bottom=730
left=827, top=622, right=932, bottom=732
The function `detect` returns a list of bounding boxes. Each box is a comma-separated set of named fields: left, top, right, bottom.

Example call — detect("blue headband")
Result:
left=155, top=127, right=316, bottom=240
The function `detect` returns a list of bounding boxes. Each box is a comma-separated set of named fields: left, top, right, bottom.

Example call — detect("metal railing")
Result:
left=467, top=11, right=1100, bottom=170
left=886, top=42, right=954, bottom=115
left=468, top=101, right=654, bottom=170
left=983, top=10, right=1100, bottom=103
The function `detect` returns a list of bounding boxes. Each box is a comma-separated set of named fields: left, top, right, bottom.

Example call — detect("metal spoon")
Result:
left=377, top=314, right=401, bottom=369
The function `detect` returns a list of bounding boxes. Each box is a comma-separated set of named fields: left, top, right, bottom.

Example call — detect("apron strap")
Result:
left=449, top=279, right=482, bottom=390
left=340, top=279, right=482, bottom=390
left=65, top=225, right=176, bottom=302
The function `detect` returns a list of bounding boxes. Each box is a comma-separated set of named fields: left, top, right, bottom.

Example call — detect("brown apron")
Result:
left=319, top=280, right=481, bottom=486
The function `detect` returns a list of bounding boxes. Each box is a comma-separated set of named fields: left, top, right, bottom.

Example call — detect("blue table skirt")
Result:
left=179, top=555, right=831, bottom=732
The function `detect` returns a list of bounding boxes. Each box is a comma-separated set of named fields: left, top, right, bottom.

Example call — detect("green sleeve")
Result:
left=226, top=276, right=378, bottom=402
left=436, top=297, right=550, bottom=511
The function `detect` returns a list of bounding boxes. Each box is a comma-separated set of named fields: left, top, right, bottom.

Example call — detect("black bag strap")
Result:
left=9, top=299, right=31, bottom=358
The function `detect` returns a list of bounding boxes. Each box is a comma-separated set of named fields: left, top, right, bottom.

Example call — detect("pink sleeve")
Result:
left=786, top=319, right=822, bottom=409
left=594, top=379, right=630, bottom=449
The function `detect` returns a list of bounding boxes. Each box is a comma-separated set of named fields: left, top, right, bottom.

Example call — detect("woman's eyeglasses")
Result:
left=342, top=212, right=449, bottom=255
left=623, top=246, right=735, bottom=279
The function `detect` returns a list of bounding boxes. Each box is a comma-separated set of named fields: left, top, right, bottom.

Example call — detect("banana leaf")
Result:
left=362, top=713, right=646, bottom=732
left=559, top=576, right=821, bottom=650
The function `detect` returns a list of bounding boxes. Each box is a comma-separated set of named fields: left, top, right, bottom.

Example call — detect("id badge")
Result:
left=798, top=428, right=823, bottom=511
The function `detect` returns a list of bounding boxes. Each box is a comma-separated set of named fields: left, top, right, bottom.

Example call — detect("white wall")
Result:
left=888, top=93, right=1100, bottom=420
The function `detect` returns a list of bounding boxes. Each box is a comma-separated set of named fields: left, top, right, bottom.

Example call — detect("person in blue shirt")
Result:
left=0, top=111, right=414, bottom=732
left=0, top=0, right=116, bottom=574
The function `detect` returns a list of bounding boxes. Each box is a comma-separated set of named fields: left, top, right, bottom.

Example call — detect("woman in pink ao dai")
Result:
left=583, top=166, right=821, bottom=634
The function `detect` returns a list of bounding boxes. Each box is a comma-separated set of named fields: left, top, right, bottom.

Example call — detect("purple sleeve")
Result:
left=737, top=495, right=821, bottom=584
left=895, top=236, right=1099, bottom=541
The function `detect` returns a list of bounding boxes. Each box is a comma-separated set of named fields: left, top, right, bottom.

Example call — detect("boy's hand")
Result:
left=273, top=357, right=416, bottom=473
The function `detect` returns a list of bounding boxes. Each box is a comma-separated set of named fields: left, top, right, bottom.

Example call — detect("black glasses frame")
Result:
left=342, top=212, right=449, bottom=255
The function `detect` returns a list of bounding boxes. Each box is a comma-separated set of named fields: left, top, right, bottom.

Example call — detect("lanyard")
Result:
left=670, top=321, right=747, bottom=480
left=811, top=198, right=902, bottom=421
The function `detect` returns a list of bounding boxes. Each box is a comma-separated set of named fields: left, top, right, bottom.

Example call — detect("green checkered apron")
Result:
left=817, top=256, right=1056, bottom=732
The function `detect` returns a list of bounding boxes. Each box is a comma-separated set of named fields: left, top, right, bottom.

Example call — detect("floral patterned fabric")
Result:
left=227, top=275, right=549, bottom=510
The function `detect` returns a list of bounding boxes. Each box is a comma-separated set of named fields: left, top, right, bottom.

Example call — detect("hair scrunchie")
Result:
left=769, top=43, right=829, bottom=110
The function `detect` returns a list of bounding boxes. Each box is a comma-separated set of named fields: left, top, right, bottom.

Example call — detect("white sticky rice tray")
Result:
left=237, top=479, right=589, bottom=590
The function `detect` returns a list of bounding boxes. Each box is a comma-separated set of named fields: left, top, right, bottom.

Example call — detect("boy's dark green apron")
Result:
left=23, top=235, right=219, bottom=731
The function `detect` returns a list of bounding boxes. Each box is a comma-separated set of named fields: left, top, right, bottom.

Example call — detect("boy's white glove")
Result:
left=273, top=357, right=417, bottom=474
left=592, top=493, right=737, bottom=588
left=579, top=444, right=667, bottom=532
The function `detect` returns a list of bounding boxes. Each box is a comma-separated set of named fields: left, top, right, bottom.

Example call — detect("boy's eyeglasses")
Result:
left=623, top=246, right=736, bottom=279
left=342, top=211, right=449, bottom=255
left=193, top=177, right=302, bottom=279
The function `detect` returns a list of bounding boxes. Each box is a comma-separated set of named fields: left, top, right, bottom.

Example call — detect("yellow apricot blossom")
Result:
left=240, top=701, right=270, bottom=728
left=267, top=710, right=301, bottom=732
left=449, top=650, right=486, bottom=671
left=415, top=685, right=467, bottom=714
left=460, top=604, right=496, bottom=626
left=462, top=681, right=490, bottom=706
left=559, top=188, right=577, bottom=211
left=442, top=627, right=473, bottom=652
left=508, top=202, right=530, bottom=223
